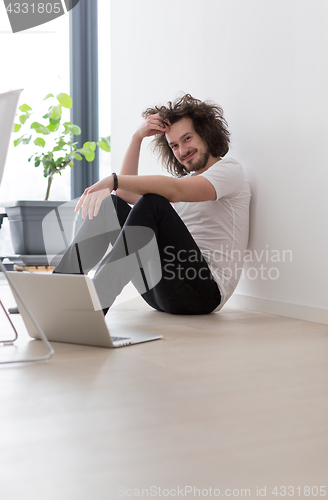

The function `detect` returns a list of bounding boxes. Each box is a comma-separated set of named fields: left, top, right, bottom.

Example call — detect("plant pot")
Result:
left=4, top=200, right=78, bottom=257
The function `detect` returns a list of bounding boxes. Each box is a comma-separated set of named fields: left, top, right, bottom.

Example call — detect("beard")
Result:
left=182, top=148, right=211, bottom=173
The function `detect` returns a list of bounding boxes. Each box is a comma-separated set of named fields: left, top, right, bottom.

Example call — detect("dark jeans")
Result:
left=54, top=194, right=221, bottom=315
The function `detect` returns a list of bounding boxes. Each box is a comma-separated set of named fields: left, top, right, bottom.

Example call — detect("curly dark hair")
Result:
left=142, top=94, right=230, bottom=177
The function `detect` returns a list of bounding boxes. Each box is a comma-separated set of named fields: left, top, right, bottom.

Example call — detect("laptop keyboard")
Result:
left=111, top=336, right=130, bottom=342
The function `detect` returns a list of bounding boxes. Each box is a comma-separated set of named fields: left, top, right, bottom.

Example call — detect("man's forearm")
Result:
left=119, top=133, right=143, bottom=176
left=116, top=174, right=179, bottom=202
left=116, top=114, right=169, bottom=204
left=77, top=170, right=216, bottom=218
left=117, top=134, right=143, bottom=203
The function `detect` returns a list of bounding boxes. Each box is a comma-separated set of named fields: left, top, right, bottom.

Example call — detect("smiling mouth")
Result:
left=183, top=150, right=196, bottom=162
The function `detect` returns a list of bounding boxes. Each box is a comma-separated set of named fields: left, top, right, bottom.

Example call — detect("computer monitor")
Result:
left=0, top=89, right=23, bottom=185
left=0, top=88, right=54, bottom=364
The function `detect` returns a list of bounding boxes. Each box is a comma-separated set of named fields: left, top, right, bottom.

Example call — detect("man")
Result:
left=54, top=94, right=251, bottom=315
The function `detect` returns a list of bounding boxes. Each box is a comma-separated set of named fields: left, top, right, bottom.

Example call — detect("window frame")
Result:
left=69, top=0, right=99, bottom=199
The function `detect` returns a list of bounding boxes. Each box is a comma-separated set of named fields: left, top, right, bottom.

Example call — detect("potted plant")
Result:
left=4, top=92, right=110, bottom=261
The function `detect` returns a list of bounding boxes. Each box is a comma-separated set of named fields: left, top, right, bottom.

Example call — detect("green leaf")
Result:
left=71, top=152, right=83, bottom=160
left=22, top=135, right=32, bottom=145
left=42, top=159, right=57, bottom=176
left=83, top=151, right=95, bottom=162
left=57, top=93, right=72, bottom=109
left=34, top=137, right=46, bottom=147
left=31, top=122, right=51, bottom=135
left=13, top=123, right=21, bottom=133
left=53, top=142, right=68, bottom=152
left=28, top=153, right=37, bottom=162
left=78, top=147, right=95, bottom=162
left=44, top=93, right=54, bottom=100
left=83, top=141, right=96, bottom=151
left=97, top=136, right=111, bottom=152
left=50, top=104, right=62, bottom=119
left=19, top=113, right=31, bottom=124
left=43, top=106, right=53, bottom=119
left=70, top=125, right=81, bottom=135
left=55, top=157, right=65, bottom=167
left=77, top=142, right=96, bottom=161
left=14, top=136, right=25, bottom=147
left=49, top=117, right=61, bottom=125
left=63, top=122, right=81, bottom=135
left=19, top=103, right=32, bottom=113
left=43, top=152, right=54, bottom=161
left=47, top=123, right=60, bottom=132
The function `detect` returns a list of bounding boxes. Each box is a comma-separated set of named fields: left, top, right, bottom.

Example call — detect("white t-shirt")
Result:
left=173, top=157, right=251, bottom=310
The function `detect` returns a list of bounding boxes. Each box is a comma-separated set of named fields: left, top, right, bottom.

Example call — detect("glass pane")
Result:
left=0, top=8, right=70, bottom=204
left=98, top=0, right=111, bottom=181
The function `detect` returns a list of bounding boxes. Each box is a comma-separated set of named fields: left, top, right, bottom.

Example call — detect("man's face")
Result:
left=165, top=117, right=211, bottom=174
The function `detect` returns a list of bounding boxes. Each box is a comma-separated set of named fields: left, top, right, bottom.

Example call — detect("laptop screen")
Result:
left=0, top=89, right=23, bottom=186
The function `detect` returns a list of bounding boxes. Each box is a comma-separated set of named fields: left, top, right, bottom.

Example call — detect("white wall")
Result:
left=110, top=0, right=208, bottom=176
left=110, top=0, right=328, bottom=321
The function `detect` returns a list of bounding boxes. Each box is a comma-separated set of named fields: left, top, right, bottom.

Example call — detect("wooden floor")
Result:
left=0, top=276, right=328, bottom=500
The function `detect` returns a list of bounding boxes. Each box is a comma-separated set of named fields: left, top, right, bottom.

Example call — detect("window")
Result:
left=0, top=6, right=71, bottom=203
left=98, top=0, right=111, bottom=181
left=0, top=5, right=70, bottom=255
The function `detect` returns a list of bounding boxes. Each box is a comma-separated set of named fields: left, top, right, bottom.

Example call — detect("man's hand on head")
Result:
left=135, top=113, right=171, bottom=141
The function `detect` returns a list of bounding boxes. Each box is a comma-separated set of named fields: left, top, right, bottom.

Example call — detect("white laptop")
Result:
left=0, top=89, right=161, bottom=350
left=7, top=271, right=162, bottom=348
